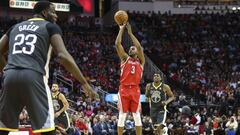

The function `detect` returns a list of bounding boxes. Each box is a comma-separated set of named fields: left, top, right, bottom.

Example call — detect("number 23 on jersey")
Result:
left=12, top=34, right=37, bottom=55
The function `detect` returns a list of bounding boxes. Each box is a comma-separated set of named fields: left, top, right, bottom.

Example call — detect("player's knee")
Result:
left=132, top=112, right=142, bottom=126
left=118, top=112, right=127, bottom=127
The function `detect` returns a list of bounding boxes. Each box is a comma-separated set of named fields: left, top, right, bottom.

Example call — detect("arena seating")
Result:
left=1, top=10, right=240, bottom=134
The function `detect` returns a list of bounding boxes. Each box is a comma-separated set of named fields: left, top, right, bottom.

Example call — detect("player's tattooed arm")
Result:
left=162, top=84, right=175, bottom=105
left=115, top=24, right=128, bottom=63
left=0, top=35, right=8, bottom=71
left=126, top=22, right=145, bottom=66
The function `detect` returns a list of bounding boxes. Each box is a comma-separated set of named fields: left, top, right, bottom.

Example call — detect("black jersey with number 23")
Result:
left=5, top=18, right=62, bottom=75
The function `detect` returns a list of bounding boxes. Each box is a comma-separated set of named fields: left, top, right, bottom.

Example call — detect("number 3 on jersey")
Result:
left=131, top=65, right=135, bottom=74
left=13, top=34, right=37, bottom=55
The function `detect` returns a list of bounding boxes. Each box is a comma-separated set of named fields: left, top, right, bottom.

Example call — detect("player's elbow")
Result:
left=57, top=52, right=67, bottom=59
left=57, top=52, right=72, bottom=64
left=58, top=53, right=67, bottom=64
left=115, top=41, right=121, bottom=46
left=65, top=103, right=69, bottom=109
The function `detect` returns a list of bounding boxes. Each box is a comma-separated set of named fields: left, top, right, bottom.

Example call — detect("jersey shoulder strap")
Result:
left=152, top=82, right=163, bottom=90
left=57, top=92, right=61, bottom=99
left=121, top=56, right=130, bottom=67
left=53, top=92, right=61, bottom=99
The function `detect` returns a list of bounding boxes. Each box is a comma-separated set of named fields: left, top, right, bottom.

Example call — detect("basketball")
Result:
left=114, top=10, right=128, bottom=25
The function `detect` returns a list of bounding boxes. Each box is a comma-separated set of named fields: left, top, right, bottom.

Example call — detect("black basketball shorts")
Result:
left=150, top=108, right=167, bottom=125
left=55, top=112, right=70, bottom=130
left=0, top=69, right=55, bottom=133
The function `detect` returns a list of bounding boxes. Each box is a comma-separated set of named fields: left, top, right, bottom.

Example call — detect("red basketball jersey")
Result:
left=120, top=57, right=143, bottom=85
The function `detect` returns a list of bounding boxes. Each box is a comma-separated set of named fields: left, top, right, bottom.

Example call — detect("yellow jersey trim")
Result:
left=152, top=82, right=162, bottom=89
left=0, top=128, right=18, bottom=132
left=32, top=127, right=55, bottom=133
left=28, top=18, right=45, bottom=21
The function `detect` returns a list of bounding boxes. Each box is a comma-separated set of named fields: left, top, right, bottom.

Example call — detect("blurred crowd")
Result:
left=50, top=30, right=120, bottom=92
left=0, top=9, right=240, bottom=135
left=128, top=11, right=240, bottom=106
left=18, top=95, right=240, bottom=135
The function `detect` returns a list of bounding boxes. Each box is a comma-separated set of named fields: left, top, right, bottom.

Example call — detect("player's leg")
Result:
left=117, top=112, right=127, bottom=135
left=130, top=87, right=142, bottom=135
left=55, top=118, right=65, bottom=135
left=150, top=109, right=159, bottom=135
left=55, top=111, right=70, bottom=135
left=23, top=70, right=55, bottom=134
left=63, top=111, right=70, bottom=134
left=132, top=112, right=142, bottom=135
left=55, top=126, right=67, bottom=135
left=0, top=69, right=25, bottom=133
left=117, top=91, right=129, bottom=135
left=156, top=108, right=168, bottom=135
left=54, top=118, right=61, bottom=135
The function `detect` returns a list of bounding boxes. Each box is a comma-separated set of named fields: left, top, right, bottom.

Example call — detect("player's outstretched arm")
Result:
left=126, top=22, right=145, bottom=66
left=0, top=35, right=8, bottom=71
left=163, top=84, right=175, bottom=105
left=50, top=34, right=97, bottom=99
left=115, top=24, right=128, bottom=63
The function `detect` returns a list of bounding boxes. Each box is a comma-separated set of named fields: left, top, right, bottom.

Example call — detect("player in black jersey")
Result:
left=0, top=1, right=97, bottom=135
left=145, top=73, right=175, bottom=135
left=51, top=83, right=70, bottom=135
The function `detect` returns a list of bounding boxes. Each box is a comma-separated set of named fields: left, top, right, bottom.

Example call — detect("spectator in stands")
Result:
left=235, top=88, right=240, bottom=107
left=75, top=117, right=88, bottom=134
left=178, top=93, right=189, bottom=106
left=92, top=117, right=100, bottom=135
left=226, top=116, right=238, bottom=135
left=142, top=116, right=153, bottom=135
left=97, top=115, right=109, bottom=135
left=105, top=116, right=116, bottom=135
left=84, top=116, right=93, bottom=134
left=204, top=117, right=213, bottom=135
left=110, top=116, right=118, bottom=134
left=124, top=115, right=135, bottom=134
left=19, top=108, right=30, bottom=125
left=85, top=105, right=94, bottom=117
left=2, top=9, right=240, bottom=135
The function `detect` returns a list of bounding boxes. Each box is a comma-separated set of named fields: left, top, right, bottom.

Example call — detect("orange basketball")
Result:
left=114, top=10, right=128, bottom=25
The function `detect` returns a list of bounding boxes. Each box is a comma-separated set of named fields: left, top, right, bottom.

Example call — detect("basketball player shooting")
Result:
left=115, top=22, right=145, bottom=135
left=145, top=74, right=175, bottom=135
left=0, top=1, right=97, bottom=135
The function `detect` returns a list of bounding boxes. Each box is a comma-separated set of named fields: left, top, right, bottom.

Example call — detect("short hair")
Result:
left=33, top=1, right=52, bottom=14
left=154, top=73, right=161, bottom=77
left=52, top=81, right=58, bottom=85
